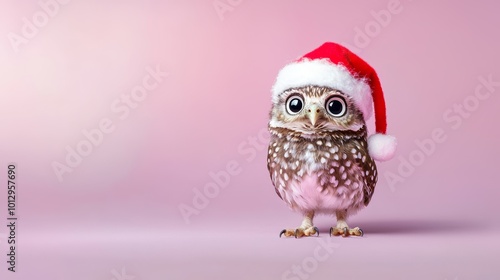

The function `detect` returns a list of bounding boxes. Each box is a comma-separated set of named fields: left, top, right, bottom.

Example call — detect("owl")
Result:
left=267, top=42, right=396, bottom=238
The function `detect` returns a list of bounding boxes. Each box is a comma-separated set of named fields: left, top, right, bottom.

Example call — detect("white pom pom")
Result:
left=367, top=134, right=397, bottom=161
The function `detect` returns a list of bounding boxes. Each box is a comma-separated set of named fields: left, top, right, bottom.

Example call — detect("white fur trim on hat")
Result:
left=272, top=58, right=373, bottom=120
left=368, top=133, right=397, bottom=161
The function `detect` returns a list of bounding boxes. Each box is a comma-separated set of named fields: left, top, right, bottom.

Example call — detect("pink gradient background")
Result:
left=1, top=0, right=500, bottom=279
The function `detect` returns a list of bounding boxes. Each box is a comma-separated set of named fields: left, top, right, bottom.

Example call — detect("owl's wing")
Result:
left=360, top=154, right=377, bottom=206
left=345, top=141, right=378, bottom=207
left=267, top=152, right=283, bottom=200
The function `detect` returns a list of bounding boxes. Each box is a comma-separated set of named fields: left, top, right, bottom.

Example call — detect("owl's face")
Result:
left=269, top=86, right=366, bottom=136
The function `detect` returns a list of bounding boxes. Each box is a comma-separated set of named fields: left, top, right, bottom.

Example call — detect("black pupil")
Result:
left=328, top=100, right=344, bottom=115
left=289, top=98, right=303, bottom=113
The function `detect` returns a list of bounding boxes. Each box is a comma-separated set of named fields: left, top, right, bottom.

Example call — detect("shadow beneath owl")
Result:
left=317, top=219, right=487, bottom=235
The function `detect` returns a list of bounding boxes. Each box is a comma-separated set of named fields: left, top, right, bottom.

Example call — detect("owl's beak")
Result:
left=307, top=105, right=320, bottom=126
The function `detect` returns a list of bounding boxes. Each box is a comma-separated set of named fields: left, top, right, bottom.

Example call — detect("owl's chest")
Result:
left=268, top=137, right=376, bottom=200
left=267, top=136, right=366, bottom=176
left=267, top=136, right=370, bottom=211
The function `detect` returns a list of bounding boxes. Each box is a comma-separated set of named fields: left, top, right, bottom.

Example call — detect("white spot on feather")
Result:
left=330, top=176, right=338, bottom=186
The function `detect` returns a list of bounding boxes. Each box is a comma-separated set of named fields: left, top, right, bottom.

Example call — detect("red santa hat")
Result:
left=272, top=42, right=396, bottom=161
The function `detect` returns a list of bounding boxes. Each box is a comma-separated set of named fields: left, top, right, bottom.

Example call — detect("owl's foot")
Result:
left=279, top=226, right=319, bottom=238
left=329, top=226, right=363, bottom=237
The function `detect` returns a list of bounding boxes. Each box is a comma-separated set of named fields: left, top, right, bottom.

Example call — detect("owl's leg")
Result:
left=279, top=211, right=319, bottom=238
left=330, top=210, right=363, bottom=237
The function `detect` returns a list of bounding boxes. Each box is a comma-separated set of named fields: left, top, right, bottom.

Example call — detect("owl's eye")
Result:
left=286, top=95, right=304, bottom=115
left=325, top=96, right=347, bottom=117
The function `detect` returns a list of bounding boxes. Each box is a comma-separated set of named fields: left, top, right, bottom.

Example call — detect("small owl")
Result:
left=267, top=42, right=396, bottom=238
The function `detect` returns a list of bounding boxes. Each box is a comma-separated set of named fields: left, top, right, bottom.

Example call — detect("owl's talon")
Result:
left=280, top=227, right=317, bottom=238
left=330, top=226, right=364, bottom=237
left=330, top=227, right=343, bottom=236
left=349, top=227, right=363, bottom=237
left=279, top=229, right=298, bottom=238
left=313, top=227, right=320, bottom=237
left=342, top=227, right=349, bottom=237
